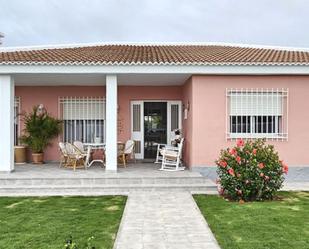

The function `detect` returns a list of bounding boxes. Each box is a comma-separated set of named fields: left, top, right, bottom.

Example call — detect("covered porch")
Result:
left=0, top=72, right=192, bottom=173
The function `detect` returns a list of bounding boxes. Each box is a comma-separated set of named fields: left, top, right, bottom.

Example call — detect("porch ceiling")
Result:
left=14, top=73, right=191, bottom=86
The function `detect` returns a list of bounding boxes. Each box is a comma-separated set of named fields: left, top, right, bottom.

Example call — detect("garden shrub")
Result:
left=216, top=139, right=288, bottom=201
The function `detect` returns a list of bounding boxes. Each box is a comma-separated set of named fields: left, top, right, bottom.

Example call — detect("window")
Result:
left=226, top=88, right=288, bottom=140
left=59, top=97, right=105, bottom=143
left=14, top=97, right=20, bottom=145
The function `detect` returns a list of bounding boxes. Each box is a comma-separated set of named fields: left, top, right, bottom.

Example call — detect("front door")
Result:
left=131, top=100, right=182, bottom=159
left=144, top=102, right=167, bottom=158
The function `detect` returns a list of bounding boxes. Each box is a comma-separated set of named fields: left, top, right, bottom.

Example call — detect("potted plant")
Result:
left=20, top=105, right=62, bottom=164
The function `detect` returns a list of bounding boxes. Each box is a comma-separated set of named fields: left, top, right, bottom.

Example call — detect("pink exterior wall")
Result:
left=118, top=86, right=183, bottom=142
left=188, top=75, right=309, bottom=167
left=16, top=86, right=106, bottom=162
left=15, top=75, right=309, bottom=167
left=182, top=78, right=194, bottom=167
left=15, top=85, right=183, bottom=162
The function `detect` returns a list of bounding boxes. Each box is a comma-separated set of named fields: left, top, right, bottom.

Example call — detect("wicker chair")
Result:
left=118, top=140, right=135, bottom=167
left=59, top=142, right=87, bottom=170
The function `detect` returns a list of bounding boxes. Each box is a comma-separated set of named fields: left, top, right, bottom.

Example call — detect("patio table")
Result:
left=84, top=142, right=125, bottom=168
left=84, top=143, right=105, bottom=167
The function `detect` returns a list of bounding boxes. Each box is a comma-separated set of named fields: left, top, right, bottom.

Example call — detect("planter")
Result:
left=14, top=146, right=27, bottom=164
left=32, top=153, right=44, bottom=164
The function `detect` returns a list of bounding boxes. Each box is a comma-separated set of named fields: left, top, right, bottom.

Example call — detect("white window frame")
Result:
left=14, top=96, right=21, bottom=146
left=226, top=88, right=288, bottom=141
left=58, top=97, right=106, bottom=143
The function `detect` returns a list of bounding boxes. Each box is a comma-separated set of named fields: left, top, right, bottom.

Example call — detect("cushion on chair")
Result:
left=160, top=149, right=178, bottom=159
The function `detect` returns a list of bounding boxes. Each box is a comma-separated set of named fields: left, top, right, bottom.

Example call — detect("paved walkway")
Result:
left=114, top=191, right=220, bottom=249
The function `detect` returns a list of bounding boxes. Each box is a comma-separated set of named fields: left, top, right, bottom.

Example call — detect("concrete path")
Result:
left=114, top=191, right=220, bottom=249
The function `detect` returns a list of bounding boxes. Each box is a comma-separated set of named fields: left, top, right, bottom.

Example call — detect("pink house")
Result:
left=0, top=43, right=309, bottom=172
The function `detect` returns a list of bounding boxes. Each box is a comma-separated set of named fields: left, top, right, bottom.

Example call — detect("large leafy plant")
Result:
left=20, top=105, right=62, bottom=153
left=216, top=139, right=288, bottom=201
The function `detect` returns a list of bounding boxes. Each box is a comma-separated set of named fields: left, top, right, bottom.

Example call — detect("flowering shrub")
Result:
left=216, top=139, right=288, bottom=201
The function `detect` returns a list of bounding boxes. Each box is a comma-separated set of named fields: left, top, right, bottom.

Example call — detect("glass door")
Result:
left=144, top=102, right=167, bottom=158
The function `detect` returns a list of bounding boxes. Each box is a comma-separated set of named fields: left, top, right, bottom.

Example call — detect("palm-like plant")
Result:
left=20, top=105, right=62, bottom=153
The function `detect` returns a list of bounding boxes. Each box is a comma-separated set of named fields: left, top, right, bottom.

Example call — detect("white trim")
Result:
left=167, top=101, right=182, bottom=145
left=130, top=101, right=144, bottom=159
left=0, top=75, right=14, bottom=172
left=1, top=61, right=309, bottom=67
left=1, top=65, right=309, bottom=75
left=228, top=133, right=288, bottom=139
left=14, top=96, right=21, bottom=146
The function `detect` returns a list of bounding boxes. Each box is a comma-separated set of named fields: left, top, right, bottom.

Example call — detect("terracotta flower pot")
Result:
left=14, top=146, right=27, bottom=164
left=32, top=153, right=44, bottom=164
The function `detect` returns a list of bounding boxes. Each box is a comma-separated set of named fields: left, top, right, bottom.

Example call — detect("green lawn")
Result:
left=0, top=196, right=127, bottom=249
left=194, top=192, right=309, bottom=249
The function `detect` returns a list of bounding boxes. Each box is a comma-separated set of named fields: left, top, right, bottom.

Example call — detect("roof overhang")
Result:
left=13, top=73, right=191, bottom=86
left=1, top=64, right=309, bottom=75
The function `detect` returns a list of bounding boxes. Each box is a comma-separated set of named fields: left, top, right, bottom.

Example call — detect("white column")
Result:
left=0, top=75, right=14, bottom=172
left=105, top=74, right=118, bottom=172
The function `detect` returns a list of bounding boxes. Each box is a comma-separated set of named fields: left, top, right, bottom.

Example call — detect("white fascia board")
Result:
left=0, top=64, right=309, bottom=75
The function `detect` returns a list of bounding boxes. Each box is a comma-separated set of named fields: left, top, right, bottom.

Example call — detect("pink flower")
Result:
left=280, top=160, right=288, bottom=174
left=260, top=173, right=264, bottom=177
left=253, top=149, right=257, bottom=155
left=258, top=163, right=265, bottom=169
left=282, top=164, right=289, bottom=174
left=264, top=175, right=270, bottom=181
left=237, top=173, right=241, bottom=178
left=245, top=179, right=250, bottom=184
left=229, top=148, right=237, bottom=156
left=228, top=168, right=235, bottom=176
left=236, top=139, right=244, bottom=147
left=219, top=160, right=227, bottom=168
left=236, top=156, right=241, bottom=164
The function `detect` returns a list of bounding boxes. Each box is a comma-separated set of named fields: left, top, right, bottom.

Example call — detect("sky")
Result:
left=0, top=0, right=309, bottom=48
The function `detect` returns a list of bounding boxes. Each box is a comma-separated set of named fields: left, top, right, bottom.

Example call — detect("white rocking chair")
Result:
left=154, top=143, right=175, bottom=164
left=160, top=138, right=185, bottom=171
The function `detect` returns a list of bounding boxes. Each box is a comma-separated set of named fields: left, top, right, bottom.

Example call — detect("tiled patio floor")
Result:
left=1, top=162, right=203, bottom=179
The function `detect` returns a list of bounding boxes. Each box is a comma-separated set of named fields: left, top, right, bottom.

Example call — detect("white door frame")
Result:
left=131, top=101, right=144, bottom=159
left=130, top=100, right=182, bottom=159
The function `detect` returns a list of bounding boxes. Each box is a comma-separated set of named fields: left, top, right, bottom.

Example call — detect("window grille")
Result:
left=59, top=97, right=106, bottom=143
left=226, top=88, right=288, bottom=141
left=14, top=97, right=20, bottom=145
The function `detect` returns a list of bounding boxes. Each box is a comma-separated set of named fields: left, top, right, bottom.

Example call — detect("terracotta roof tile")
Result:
left=0, top=44, right=309, bottom=66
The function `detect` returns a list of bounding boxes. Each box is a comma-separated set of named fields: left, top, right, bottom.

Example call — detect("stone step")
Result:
left=0, top=183, right=217, bottom=196
left=0, top=177, right=211, bottom=186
